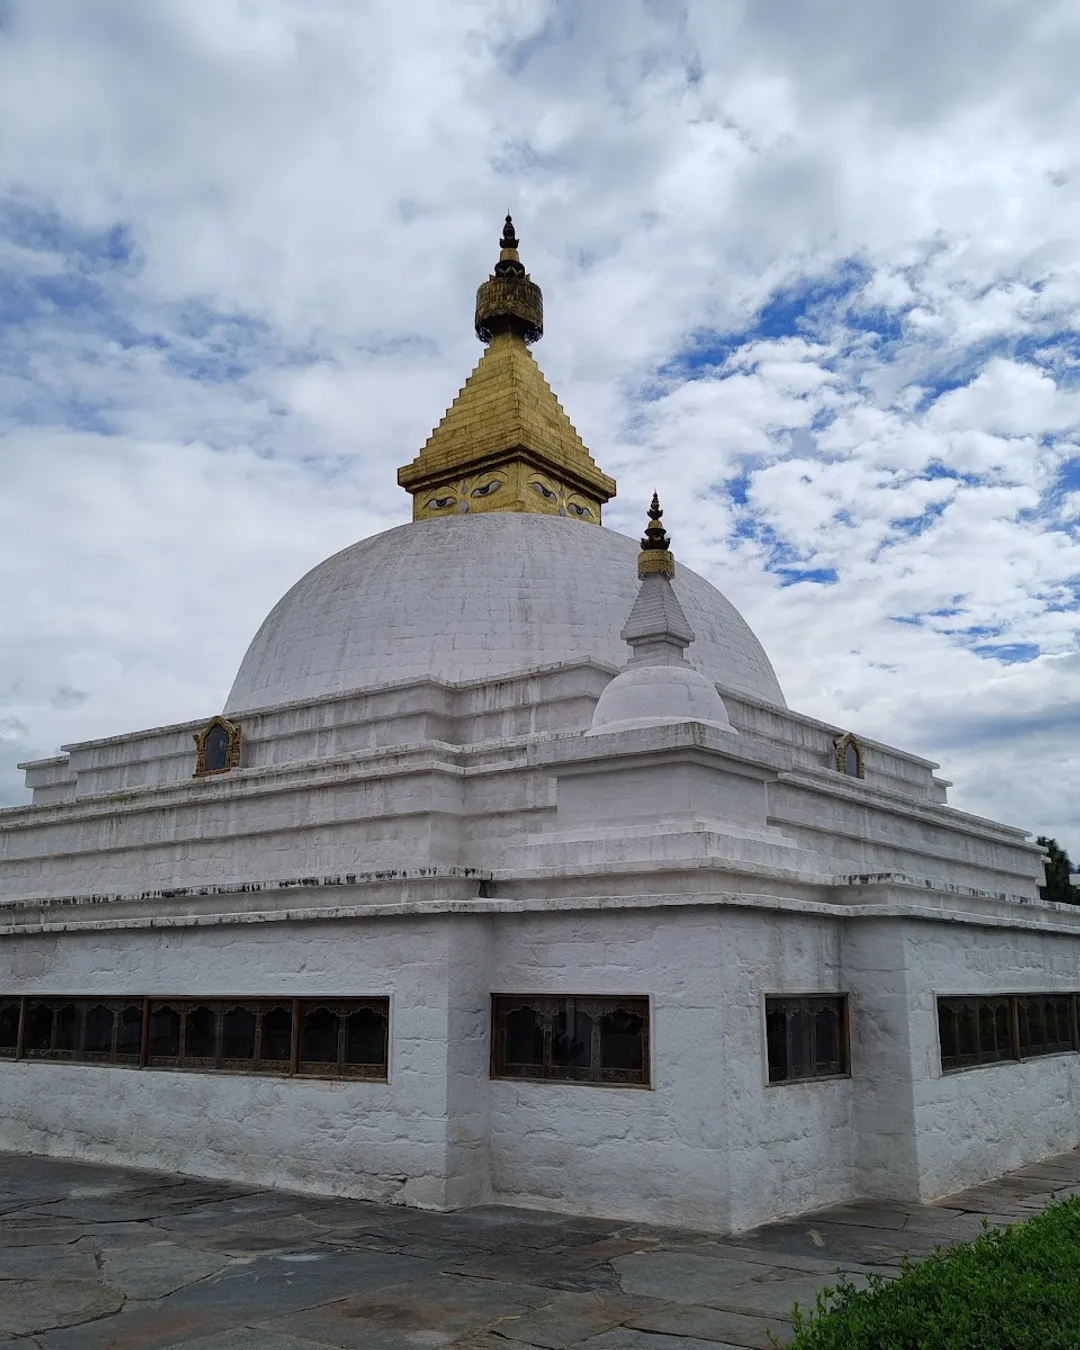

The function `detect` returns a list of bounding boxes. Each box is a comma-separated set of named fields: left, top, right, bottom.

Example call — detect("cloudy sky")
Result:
left=2, top=0, right=1079, bottom=855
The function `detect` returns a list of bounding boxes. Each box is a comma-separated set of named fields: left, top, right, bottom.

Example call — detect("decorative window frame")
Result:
left=193, top=716, right=242, bottom=778
left=0, top=994, right=389, bottom=1080
left=834, top=731, right=864, bottom=779
left=489, top=993, right=651, bottom=1087
left=937, top=993, right=1079, bottom=1073
left=763, top=993, right=851, bottom=1085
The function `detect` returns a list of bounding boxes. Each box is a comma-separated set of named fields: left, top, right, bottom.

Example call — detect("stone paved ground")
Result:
left=2, top=1149, right=1080, bottom=1350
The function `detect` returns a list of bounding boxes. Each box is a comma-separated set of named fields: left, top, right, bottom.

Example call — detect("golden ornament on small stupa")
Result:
left=638, top=492, right=675, bottom=578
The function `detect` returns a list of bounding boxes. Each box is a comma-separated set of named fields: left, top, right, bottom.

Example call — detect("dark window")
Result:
left=259, top=1005, right=293, bottom=1065
left=505, top=1005, right=544, bottom=1067
left=117, top=1004, right=143, bottom=1061
left=344, top=1007, right=386, bottom=1067
left=0, top=996, right=388, bottom=1081
left=491, top=996, right=650, bottom=1086
left=937, top=994, right=1080, bottom=1071
left=939, top=997, right=1010, bottom=1071
left=24, top=1003, right=54, bottom=1055
left=84, top=1004, right=115, bottom=1057
left=148, top=1005, right=181, bottom=1062
left=0, top=1001, right=20, bottom=1056
left=844, top=741, right=859, bottom=776
left=203, top=724, right=230, bottom=773
left=601, top=1009, right=644, bottom=1071
left=55, top=1003, right=82, bottom=1056
left=766, top=996, right=849, bottom=1083
left=185, top=1005, right=218, bottom=1063
left=1018, top=994, right=1075, bottom=1058
left=552, top=1007, right=592, bottom=1070
left=297, top=1001, right=388, bottom=1079
left=221, top=1006, right=256, bottom=1064
left=300, top=1005, right=339, bottom=1066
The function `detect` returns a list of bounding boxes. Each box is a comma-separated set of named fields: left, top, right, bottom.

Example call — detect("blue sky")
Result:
left=1, top=0, right=1080, bottom=854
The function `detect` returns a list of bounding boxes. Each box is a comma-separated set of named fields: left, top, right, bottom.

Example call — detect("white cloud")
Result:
left=0, top=0, right=1079, bottom=859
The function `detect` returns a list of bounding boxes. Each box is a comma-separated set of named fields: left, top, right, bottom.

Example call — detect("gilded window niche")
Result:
left=193, top=716, right=241, bottom=777
left=834, top=732, right=864, bottom=779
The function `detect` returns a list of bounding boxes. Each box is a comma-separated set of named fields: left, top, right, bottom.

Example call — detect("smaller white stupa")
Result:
left=589, top=494, right=734, bottom=735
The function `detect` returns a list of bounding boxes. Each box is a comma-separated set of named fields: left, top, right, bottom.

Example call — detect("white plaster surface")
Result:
left=0, top=916, right=475, bottom=1210
left=903, top=920, right=1080, bottom=1200
left=223, top=515, right=787, bottom=713
left=488, top=906, right=855, bottom=1232
left=588, top=663, right=732, bottom=734
left=0, top=508, right=1073, bottom=1235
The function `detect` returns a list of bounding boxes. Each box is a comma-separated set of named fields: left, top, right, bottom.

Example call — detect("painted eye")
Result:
left=426, top=495, right=456, bottom=510
left=471, top=480, right=502, bottom=497
left=570, top=503, right=591, bottom=518
left=531, top=482, right=557, bottom=500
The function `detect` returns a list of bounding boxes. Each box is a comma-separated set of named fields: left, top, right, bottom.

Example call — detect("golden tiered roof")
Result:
left=397, top=217, right=616, bottom=523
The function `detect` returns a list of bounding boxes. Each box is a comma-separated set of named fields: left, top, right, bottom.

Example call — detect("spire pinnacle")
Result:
left=475, top=214, right=543, bottom=344
left=398, top=216, right=615, bottom=522
left=638, top=492, right=675, bottom=579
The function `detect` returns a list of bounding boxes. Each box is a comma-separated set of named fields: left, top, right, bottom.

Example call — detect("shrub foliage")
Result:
left=783, top=1196, right=1080, bottom=1350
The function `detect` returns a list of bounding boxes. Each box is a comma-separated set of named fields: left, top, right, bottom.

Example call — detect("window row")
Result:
left=0, top=997, right=388, bottom=1079
left=0, top=992, right=856, bottom=1088
left=938, top=994, right=1080, bottom=1071
left=488, top=994, right=851, bottom=1086
left=33, top=991, right=1063, bottom=1089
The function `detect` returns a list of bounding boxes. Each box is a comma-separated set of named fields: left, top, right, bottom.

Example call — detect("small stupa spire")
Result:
left=637, top=492, right=675, bottom=579
left=587, top=490, right=731, bottom=734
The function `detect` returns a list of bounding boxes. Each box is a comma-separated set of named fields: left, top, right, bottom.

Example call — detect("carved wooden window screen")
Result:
left=0, top=996, right=388, bottom=1080
left=765, top=995, right=850, bottom=1083
left=938, top=994, right=1079, bottom=1071
left=490, top=994, right=650, bottom=1086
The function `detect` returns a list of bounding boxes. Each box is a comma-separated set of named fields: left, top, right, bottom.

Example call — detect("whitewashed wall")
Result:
left=487, top=907, right=854, bottom=1231
left=4, top=901, right=1080, bottom=1229
left=903, top=919, right=1080, bottom=1199
left=0, top=916, right=472, bottom=1209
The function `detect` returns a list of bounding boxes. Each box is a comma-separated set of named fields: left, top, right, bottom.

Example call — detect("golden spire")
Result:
left=397, top=216, right=616, bottom=523
left=637, top=492, right=675, bottom=578
left=474, top=214, right=544, bottom=343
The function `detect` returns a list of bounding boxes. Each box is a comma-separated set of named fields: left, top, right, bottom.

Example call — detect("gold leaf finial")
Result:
left=638, top=492, right=675, bottom=578
left=398, top=217, right=615, bottom=522
left=475, top=214, right=543, bottom=344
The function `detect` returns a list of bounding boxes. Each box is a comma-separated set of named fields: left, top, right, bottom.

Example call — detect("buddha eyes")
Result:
left=426, top=495, right=456, bottom=510
left=569, top=503, right=591, bottom=518
left=471, top=480, right=502, bottom=497
left=532, top=482, right=557, bottom=500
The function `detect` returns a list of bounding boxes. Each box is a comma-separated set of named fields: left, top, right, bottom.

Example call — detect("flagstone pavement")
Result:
left=2, top=1147, right=1079, bottom=1350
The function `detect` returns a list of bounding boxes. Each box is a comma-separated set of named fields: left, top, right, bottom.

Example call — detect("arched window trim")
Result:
left=834, top=731, right=864, bottom=780
left=193, top=716, right=242, bottom=778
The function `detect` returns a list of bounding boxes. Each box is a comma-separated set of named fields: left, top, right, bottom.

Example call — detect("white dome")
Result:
left=224, top=514, right=785, bottom=714
left=588, top=663, right=733, bottom=736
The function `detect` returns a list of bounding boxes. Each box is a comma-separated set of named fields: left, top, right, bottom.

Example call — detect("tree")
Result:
left=1035, top=837, right=1080, bottom=905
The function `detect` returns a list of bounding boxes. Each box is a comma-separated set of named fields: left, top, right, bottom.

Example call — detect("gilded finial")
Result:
left=638, top=492, right=675, bottom=578
left=475, top=214, right=543, bottom=344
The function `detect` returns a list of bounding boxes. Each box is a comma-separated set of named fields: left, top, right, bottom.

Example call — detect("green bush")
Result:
left=781, top=1196, right=1080, bottom=1350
